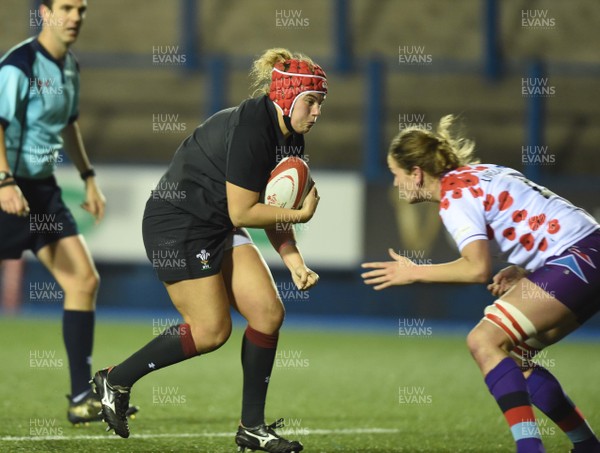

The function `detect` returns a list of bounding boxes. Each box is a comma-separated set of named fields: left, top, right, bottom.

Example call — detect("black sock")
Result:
left=63, top=310, right=95, bottom=398
left=241, top=325, right=279, bottom=427
left=108, top=324, right=198, bottom=388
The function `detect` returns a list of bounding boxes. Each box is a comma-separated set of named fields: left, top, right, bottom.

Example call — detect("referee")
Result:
left=0, top=0, right=133, bottom=425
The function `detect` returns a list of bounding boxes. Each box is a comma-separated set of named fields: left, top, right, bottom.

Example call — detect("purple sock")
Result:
left=527, top=367, right=599, bottom=452
left=485, top=358, right=545, bottom=453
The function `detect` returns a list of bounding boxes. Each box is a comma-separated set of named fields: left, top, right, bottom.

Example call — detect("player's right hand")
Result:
left=0, top=184, right=30, bottom=217
left=487, top=265, right=527, bottom=297
left=298, top=185, right=319, bottom=223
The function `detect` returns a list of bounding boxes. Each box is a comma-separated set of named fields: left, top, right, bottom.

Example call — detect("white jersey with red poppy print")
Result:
left=439, top=164, right=599, bottom=271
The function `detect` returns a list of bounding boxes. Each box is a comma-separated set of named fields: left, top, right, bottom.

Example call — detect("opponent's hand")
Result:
left=292, top=265, right=319, bottom=290
left=361, top=248, right=416, bottom=290
left=298, top=185, right=319, bottom=223
left=0, top=184, right=30, bottom=217
left=81, top=178, right=106, bottom=224
left=487, top=265, right=527, bottom=297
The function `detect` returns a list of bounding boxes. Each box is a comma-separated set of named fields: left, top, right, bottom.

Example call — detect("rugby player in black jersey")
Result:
left=93, top=48, right=326, bottom=453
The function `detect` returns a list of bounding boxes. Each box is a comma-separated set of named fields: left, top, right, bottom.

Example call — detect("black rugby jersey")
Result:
left=150, top=95, right=305, bottom=234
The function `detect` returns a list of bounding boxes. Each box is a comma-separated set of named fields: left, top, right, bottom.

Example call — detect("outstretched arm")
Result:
left=361, top=239, right=492, bottom=290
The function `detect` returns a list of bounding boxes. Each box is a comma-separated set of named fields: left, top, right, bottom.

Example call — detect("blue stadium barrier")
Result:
left=483, top=0, right=501, bottom=80
left=13, top=260, right=600, bottom=333
left=207, top=55, right=228, bottom=116
left=180, top=0, right=201, bottom=71
left=333, top=0, right=353, bottom=73
left=363, top=58, right=384, bottom=182
left=524, top=59, right=545, bottom=182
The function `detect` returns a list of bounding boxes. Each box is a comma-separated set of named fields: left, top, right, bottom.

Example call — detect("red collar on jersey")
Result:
left=269, top=59, right=328, bottom=117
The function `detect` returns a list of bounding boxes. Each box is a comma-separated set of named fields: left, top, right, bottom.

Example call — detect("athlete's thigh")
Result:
left=36, top=235, right=97, bottom=283
left=164, top=273, right=232, bottom=335
left=221, top=244, right=283, bottom=332
left=500, top=277, right=578, bottom=335
left=534, top=317, right=580, bottom=347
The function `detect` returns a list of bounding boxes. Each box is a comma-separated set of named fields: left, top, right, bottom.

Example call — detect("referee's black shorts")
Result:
left=0, top=176, right=79, bottom=259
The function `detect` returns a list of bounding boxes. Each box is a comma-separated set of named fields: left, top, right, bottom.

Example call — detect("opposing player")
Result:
left=0, top=0, right=139, bottom=425
left=362, top=115, right=600, bottom=453
left=93, top=48, right=324, bottom=452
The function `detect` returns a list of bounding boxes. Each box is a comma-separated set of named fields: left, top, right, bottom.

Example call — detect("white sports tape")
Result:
left=510, top=337, right=547, bottom=365
left=483, top=299, right=538, bottom=346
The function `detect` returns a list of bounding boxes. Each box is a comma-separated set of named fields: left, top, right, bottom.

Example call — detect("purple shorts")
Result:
left=528, top=229, right=600, bottom=324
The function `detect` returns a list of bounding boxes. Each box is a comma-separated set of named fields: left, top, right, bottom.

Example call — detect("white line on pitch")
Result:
left=0, top=428, right=399, bottom=442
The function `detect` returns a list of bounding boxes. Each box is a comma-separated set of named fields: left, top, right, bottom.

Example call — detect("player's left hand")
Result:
left=361, top=248, right=416, bottom=290
left=82, top=178, right=106, bottom=224
left=292, top=265, right=319, bottom=290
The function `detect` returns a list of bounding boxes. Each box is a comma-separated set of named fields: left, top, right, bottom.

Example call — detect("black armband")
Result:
left=0, top=180, right=17, bottom=189
left=80, top=168, right=96, bottom=180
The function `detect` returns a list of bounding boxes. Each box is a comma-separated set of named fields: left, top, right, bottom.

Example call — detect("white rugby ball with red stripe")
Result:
left=263, top=157, right=313, bottom=209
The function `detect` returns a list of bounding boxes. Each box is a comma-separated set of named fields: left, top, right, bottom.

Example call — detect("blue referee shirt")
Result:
left=0, top=37, right=79, bottom=179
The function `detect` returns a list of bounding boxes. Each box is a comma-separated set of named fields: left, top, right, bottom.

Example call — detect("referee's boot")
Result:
left=68, top=389, right=139, bottom=426
left=235, top=418, right=304, bottom=453
left=91, top=367, right=135, bottom=438
left=67, top=391, right=103, bottom=425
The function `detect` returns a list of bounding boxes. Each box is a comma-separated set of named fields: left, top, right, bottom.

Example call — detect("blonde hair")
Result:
left=389, top=115, right=479, bottom=177
left=249, top=48, right=317, bottom=98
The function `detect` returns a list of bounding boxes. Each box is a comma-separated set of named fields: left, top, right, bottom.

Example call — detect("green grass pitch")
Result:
left=0, top=317, right=598, bottom=452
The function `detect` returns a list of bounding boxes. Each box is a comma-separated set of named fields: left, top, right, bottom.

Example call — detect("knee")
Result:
left=83, top=270, right=100, bottom=295
left=269, top=299, right=285, bottom=331
left=190, top=319, right=232, bottom=353
left=466, top=323, right=512, bottom=364
left=466, top=327, right=487, bottom=358
left=258, top=298, right=285, bottom=334
left=467, top=325, right=497, bottom=359
left=64, top=268, right=100, bottom=296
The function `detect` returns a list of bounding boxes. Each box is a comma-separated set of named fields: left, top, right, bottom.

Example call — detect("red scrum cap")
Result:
left=269, top=59, right=328, bottom=117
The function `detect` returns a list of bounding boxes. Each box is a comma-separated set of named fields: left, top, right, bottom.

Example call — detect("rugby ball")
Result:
left=263, top=157, right=313, bottom=209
